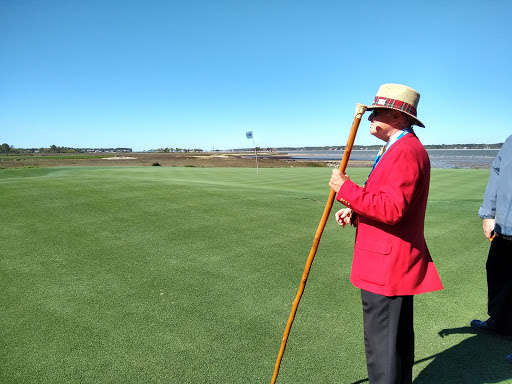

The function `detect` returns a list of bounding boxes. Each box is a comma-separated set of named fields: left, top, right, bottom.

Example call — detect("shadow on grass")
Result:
left=350, top=327, right=512, bottom=384
left=414, top=327, right=511, bottom=383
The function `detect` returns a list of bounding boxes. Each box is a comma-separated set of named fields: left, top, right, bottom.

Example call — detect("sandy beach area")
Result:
left=0, top=152, right=372, bottom=169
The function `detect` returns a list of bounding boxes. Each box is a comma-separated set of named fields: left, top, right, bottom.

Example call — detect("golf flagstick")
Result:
left=271, top=103, right=367, bottom=384
left=246, top=131, right=259, bottom=174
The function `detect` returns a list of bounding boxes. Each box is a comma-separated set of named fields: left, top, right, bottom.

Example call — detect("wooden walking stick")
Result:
left=271, top=103, right=367, bottom=384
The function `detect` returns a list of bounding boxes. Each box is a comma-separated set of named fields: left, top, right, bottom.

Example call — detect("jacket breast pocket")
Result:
left=354, top=237, right=392, bottom=286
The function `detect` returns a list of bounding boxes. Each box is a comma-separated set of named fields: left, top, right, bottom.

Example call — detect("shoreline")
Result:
left=0, top=151, right=491, bottom=169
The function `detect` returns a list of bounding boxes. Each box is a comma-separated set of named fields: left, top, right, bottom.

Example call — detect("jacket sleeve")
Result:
left=337, top=146, right=423, bottom=225
left=478, top=148, right=502, bottom=219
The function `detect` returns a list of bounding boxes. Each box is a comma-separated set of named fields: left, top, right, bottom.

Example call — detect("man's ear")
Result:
left=392, top=110, right=409, bottom=125
left=390, top=110, right=402, bottom=121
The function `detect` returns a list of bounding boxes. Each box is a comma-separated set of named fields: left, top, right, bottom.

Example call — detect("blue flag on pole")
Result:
left=246, top=131, right=253, bottom=139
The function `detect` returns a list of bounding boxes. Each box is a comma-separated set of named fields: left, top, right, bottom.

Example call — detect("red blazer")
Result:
left=337, top=133, right=443, bottom=296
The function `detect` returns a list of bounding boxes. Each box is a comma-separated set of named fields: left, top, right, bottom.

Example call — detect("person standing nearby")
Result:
left=471, top=134, right=512, bottom=340
left=329, top=84, right=443, bottom=384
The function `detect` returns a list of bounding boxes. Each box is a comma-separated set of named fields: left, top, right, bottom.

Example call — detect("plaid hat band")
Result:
left=367, top=84, right=425, bottom=127
left=371, top=96, right=418, bottom=118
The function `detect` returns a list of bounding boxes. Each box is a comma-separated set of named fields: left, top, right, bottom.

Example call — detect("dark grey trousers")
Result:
left=361, top=290, right=414, bottom=384
left=487, top=235, right=512, bottom=335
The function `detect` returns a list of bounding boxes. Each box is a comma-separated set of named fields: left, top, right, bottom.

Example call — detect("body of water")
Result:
left=285, top=149, right=499, bottom=169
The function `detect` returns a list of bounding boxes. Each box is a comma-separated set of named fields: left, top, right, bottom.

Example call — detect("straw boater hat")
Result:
left=367, top=83, right=425, bottom=128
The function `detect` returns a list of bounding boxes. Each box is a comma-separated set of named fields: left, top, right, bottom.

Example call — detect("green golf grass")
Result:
left=1, top=167, right=511, bottom=383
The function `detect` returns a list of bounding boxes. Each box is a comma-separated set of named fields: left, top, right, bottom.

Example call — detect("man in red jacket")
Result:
left=329, top=84, right=443, bottom=384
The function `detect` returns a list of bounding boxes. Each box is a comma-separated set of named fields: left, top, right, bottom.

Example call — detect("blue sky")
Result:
left=1, top=0, right=511, bottom=151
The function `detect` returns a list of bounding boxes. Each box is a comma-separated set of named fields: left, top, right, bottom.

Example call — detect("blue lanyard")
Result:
left=365, top=128, right=413, bottom=185
left=391, top=128, right=412, bottom=146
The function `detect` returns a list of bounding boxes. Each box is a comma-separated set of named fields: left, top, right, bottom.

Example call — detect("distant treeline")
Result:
left=149, top=148, right=204, bottom=153
left=0, top=144, right=132, bottom=154
left=1, top=142, right=503, bottom=155
left=423, top=143, right=503, bottom=149
left=0, top=143, right=207, bottom=154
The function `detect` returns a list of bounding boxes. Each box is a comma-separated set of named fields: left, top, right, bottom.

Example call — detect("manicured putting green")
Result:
left=1, top=167, right=509, bottom=383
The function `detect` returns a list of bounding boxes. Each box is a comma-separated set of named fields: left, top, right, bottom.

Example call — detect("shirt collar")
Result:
left=385, top=128, right=413, bottom=151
